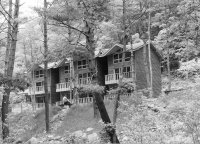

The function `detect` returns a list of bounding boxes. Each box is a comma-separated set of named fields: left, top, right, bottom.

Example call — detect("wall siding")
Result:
left=59, top=63, right=70, bottom=83
left=135, top=47, right=148, bottom=90
left=32, top=68, right=51, bottom=91
left=50, top=68, right=60, bottom=104
left=150, top=49, right=161, bottom=97
left=96, top=57, right=108, bottom=86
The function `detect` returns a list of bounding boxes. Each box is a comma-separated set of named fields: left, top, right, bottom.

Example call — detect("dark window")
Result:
left=113, top=53, right=123, bottom=63
left=64, top=65, right=70, bottom=73
left=123, top=66, right=131, bottom=73
left=78, top=60, right=88, bottom=69
left=65, top=78, right=70, bottom=82
left=125, top=52, right=131, bottom=61
left=35, top=70, right=44, bottom=78
left=36, top=81, right=44, bottom=86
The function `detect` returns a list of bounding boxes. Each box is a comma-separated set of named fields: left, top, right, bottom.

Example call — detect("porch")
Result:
left=78, top=77, right=92, bottom=85
left=30, top=86, right=45, bottom=95
left=56, top=82, right=71, bottom=92
left=105, top=72, right=134, bottom=85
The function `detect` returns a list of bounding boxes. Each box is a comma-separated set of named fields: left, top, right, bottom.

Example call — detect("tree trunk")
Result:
left=164, top=0, right=171, bottom=91
left=94, top=93, right=120, bottom=143
left=167, top=45, right=171, bottom=91
left=4, top=0, right=12, bottom=76
left=113, top=0, right=126, bottom=125
left=43, top=0, right=50, bottom=133
left=84, top=19, right=100, bottom=118
left=2, top=0, right=20, bottom=139
left=148, top=2, right=153, bottom=96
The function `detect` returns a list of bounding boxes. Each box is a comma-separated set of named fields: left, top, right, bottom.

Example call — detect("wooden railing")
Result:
left=30, top=86, right=45, bottom=94
left=78, top=77, right=92, bottom=85
left=56, top=82, right=70, bottom=92
left=55, top=93, right=132, bottom=106
left=105, top=72, right=133, bottom=84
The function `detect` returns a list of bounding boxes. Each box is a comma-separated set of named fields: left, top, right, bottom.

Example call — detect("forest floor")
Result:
left=1, top=77, right=200, bottom=144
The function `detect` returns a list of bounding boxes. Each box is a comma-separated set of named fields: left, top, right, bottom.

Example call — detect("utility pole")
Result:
left=43, top=0, right=50, bottom=133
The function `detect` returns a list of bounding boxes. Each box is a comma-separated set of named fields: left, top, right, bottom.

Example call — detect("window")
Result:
left=35, top=70, right=44, bottom=78
left=114, top=68, right=122, bottom=74
left=125, top=52, right=131, bottom=61
left=64, top=65, right=70, bottom=74
left=113, top=53, right=123, bottom=63
left=36, top=81, right=44, bottom=87
left=123, top=66, right=131, bottom=73
left=78, top=60, right=87, bottom=69
left=78, top=73, right=90, bottom=78
left=65, top=78, right=70, bottom=82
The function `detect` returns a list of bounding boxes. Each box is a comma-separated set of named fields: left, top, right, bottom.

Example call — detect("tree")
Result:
left=1, top=0, right=20, bottom=139
left=49, top=0, right=120, bottom=142
left=43, top=0, right=50, bottom=133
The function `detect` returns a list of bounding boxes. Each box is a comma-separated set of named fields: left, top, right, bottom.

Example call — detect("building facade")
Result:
left=29, top=41, right=162, bottom=104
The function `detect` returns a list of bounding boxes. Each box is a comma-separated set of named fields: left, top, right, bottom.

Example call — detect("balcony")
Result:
left=105, top=72, right=133, bottom=85
left=78, top=77, right=92, bottom=86
left=30, top=86, right=45, bottom=95
left=56, top=82, right=71, bottom=92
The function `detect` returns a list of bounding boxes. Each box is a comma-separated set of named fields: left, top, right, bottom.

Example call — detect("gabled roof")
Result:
left=28, top=60, right=67, bottom=71
left=96, top=40, right=162, bottom=59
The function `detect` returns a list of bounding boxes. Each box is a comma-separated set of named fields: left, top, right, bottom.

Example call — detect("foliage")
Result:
left=77, top=84, right=105, bottom=95
left=116, top=82, right=200, bottom=144
left=108, top=82, right=135, bottom=95
left=175, top=58, right=200, bottom=78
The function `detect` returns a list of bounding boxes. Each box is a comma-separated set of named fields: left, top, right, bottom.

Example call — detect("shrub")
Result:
left=175, top=59, right=200, bottom=79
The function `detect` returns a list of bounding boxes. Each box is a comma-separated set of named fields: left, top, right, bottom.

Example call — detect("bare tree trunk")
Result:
left=164, top=0, right=171, bottom=91
left=84, top=19, right=100, bottom=118
left=2, top=0, right=19, bottom=139
left=43, top=0, right=50, bottom=133
left=113, top=0, right=126, bottom=125
left=167, top=45, right=171, bottom=91
left=4, top=0, right=12, bottom=76
left=148, top=2, right=153, bottom=96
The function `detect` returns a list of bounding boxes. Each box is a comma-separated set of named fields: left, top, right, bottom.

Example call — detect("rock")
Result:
left=14, top=138, right=23, bottom=144
left=122, top=136, right=129, bottom=141
left=87, top=133, right=98, bottom=142
left=26, top=137, right=38, bottom=144
left=86, top=127, right=94, bottom=132
left=53, top=136, right=62, bottom=140
left=73, top=130, right=84, bottom=137
left=82, top=133, right=87, bottom=138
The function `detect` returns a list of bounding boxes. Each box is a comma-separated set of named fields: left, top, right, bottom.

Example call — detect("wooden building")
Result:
left=29, top=62, right=60, bottom=104
left=29, top=39, right=162, bottom=104
left=96, top=41, right=162, bottom=97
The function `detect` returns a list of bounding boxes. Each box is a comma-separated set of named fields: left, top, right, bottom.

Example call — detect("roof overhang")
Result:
left=96, top=40, right=162, bottom=59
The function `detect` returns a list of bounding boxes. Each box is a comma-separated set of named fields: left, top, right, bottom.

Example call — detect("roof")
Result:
left=29, top=60, right=66, bottom=71
left=19, top=89, right=31, bottom=95
left=96, top=40, right=162, bottom=59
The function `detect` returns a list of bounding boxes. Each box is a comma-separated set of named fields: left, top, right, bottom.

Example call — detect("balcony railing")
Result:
left=55, top=93, right=133, bottom=106
left=30, top=86, right=45, bottom=94
left=56, top=82, right=71, bottom=92
left=78, top=77, right=92, bottom=85
left=105, top=72, right=133, bottom=85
